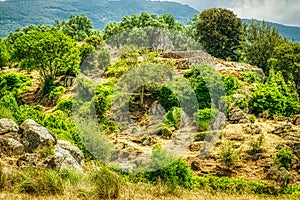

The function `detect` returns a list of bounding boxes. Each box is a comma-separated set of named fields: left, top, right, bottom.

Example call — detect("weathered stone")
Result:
left=20, top=119, right=57, bottom=151
left=189, top=141, right=204, bottom=151
left=46, top=145, right=83, bottom=171
left=17, top=153, right=41, bottom=169
left=0, top=137, right=25, bottom=155
left=0, top=118, right=19, bottom=135
left=211, top=112, right=226, bottom=130
left=292, top=115, right=300, bottom=125
left=57, top=140, right=85, bottom=166
left=229, top=110, right=245, bottom=122
left=272, top=123, right=293, bottom=135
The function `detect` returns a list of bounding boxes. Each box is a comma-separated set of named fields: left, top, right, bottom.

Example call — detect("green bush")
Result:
left=56, top=98, right=73, bottom=112
left=0, top=40, right=10, bottom=68
left=249, top=70, right=299, bottom=116
left=195, top=131, right=214, bottom=142
left=0, top=94, right=19, bottom=113
left=105, top=59, right=136, bottom=78
left=94, top=81, right=114, bottom=118
left=275, top=148, right=295, bottom=169
left=90, top=167, right=121, bottom=199
left=197, top=176, right=277, bottom=195
left=147, top=148, right=196, bottom=189
left=162, top=107, right=181, bottom=129
left=222, top=74, right=241, bottom=95
left=248, top=134, right=265, bottom=155
left=48, top=86, right=65, bottom=105
left=241, top=71, right=262, bottom=83
left=194, top=108, right=219, bottom=132
left=0, top=73, right=31, bottom=98
left=218, top=140, right=240, bottom=169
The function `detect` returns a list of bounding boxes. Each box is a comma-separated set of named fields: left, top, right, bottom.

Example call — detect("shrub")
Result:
left=90, top=167, right=121, bottom=199
left=105, top=59, right=136, bottom=78
left=241, top=71, right=262, bottom=83
left=145, top=148, right=196, bottom=189
left=218, top=140, right=240, bottom=169
left=249, top=70, right=299, bottom=116
left=48, top=86, right=65, bottom=105
left=222, top=74, right=242, bottom=95
left=194, top=108, right=219, bottom=132
left=56, top=98, right=73, bottom=112
left=195, top=131, right=214, bottom=142
left=94, top=81, right=114, bottom=118
left=248, top=134, right=265, bottom=155
left=159, top=77, right=198, bottom=115
left=0, top=73, right=31, bottom=98
left=0, top=106, right=15, bottom=121
left=275, top=148, right=295, bottom=169
left=197, top=176, right=277, bottom=195
left=162, top=107, right=181, bottom=129
left=269, top=166, right=297, bottom=189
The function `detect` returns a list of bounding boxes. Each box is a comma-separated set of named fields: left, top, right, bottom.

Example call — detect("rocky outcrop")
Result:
left=0, top=118, right=84, bottom=171
left=20, top=119, right=57, bottom=152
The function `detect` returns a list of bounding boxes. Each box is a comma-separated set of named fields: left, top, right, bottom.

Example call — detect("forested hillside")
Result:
left=0, top=0, right=198, bottom=37
left=0, top=8, right=300, bottom=200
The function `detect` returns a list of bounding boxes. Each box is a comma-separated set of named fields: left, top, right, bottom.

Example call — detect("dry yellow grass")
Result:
left=1, top=183, right=299, bottom=200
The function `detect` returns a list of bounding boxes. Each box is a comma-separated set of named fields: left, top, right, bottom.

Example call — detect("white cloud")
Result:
left=161, top=0, right=300, bottom=26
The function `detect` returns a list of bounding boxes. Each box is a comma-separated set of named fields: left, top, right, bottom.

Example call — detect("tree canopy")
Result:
left=55, top=14, right=94, bottom=42
left=242, top=20, right=287, bottom=74
left=192, top=8, right=243, bottom=61
left=12, top=30, right=80, bottom=80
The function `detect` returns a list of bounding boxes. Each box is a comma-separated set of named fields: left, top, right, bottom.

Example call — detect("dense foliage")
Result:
left=192, top=8, right=242, bottom=61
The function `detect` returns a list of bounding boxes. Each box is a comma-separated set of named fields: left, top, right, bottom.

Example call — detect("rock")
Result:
left=292, top=115, right=300, bottom=125
left=272, top=123, right=293, bottom=135
left=57, top=140, right=85, bottom=166
left=229, top=110, right=245, bottom=122
left=46, top=145, right=83, bottom=171
left=0, top=137, right=25, bottom=155
left=20, top=119, right=57, bottom=151
left=189, top=141, right=204, bottom=151
left=0, top=118, right=19, bottom=135
left=17, top=153, right=41, bottom=169
left=232, top=94, right=245, bottom=100
left=211, top=112, right=226, bottom=130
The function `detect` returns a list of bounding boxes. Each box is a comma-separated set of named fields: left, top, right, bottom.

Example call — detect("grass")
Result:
left=1, top=163, right=300, bottom=199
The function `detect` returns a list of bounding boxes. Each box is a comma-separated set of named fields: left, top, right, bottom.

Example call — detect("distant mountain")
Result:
left=0, top=0, right=198, bottom=37
left=1, top=0, right=300, bottom=42
left=242, top=19, right=300, bottom=42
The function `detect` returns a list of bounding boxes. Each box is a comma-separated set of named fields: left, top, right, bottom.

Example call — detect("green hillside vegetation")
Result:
left=0, top=8, right=300, bottom=199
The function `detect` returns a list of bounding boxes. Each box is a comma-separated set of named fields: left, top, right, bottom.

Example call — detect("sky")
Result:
left=161, top=0, right=300, bottom=27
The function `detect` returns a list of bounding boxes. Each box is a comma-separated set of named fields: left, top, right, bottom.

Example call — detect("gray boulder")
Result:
left=20, top=119, right=57, bottom=151
left=0, top=118, right=19, bottom=135
left=0, top=137, right=25, bottom=155
left=230, top=110, right=245, bottom=122
left=46, top=145, right=83, bottom=171
left=57, top=140, right=85, bottom=166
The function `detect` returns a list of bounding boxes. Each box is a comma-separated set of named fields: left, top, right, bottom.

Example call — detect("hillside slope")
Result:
left=0, top=0, right=198, bottom=37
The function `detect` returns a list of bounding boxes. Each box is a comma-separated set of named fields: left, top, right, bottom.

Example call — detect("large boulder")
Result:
left=45, top=145, right=83, bottom=171
left=57, top=140, right=85, bottom=166
left=20, top=119, right=57, bottom=151
left=0, top=118, right=19, bottom=135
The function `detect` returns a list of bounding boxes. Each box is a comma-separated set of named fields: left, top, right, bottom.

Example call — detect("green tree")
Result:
left=269, top=42, right=300, bottom=94
left=0, top=39, right=10, bottom=69
left=192, top=8, right=243, bottom=61
left=12, top=30, right=80, bottom=84
left=242, top=20, right=286, bottom=73
left=55, top=14, right=93, bottom=41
